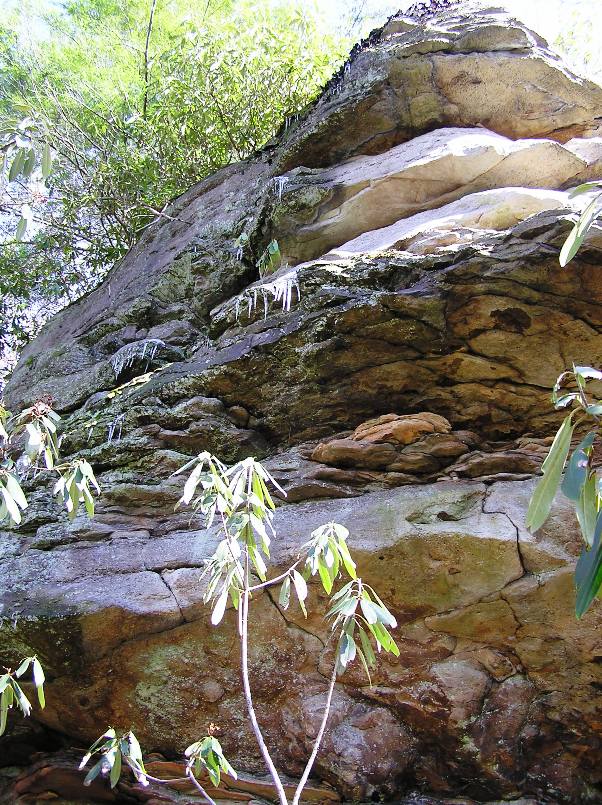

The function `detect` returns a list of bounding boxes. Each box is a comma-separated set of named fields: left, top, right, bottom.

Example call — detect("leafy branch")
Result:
left=0, top=397, right=100, bottom=526
left=526, top=181, right=602, bottom=618
left=0, top=656, right=45, bottom=736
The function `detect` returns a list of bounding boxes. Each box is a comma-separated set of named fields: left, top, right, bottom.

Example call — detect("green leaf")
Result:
left=42, top=142, right=52, bottom=179
left=0, top=685, right=12, bottom=735
left=575, top=472, right=599, bottom=548
left=359, top=598, right=379, bottom=624
left=371, top=601, right=397, bottom=628
left=526, top=415, right=575, bottom=532
left=574, top=366, right=602, bottom=381
left=329, top=580, right=354, bottom=603
left=278, top=575, right=291, bottom=609
left=575, top=513, right=602, bottom=618
left=554, top=393, right=578, bottom=409
left=15, top=216, right=27, bottom=242
left=560, top=195, right=602, bottom=266
left=369, top=622, right=396, bottom=654
left=8, top=147, right=25, bottom=182
left=248, top=543, right=267, bottom=581
left=22, top=148, right=35, bottom=178
left=355, top=644, right=372, bottom=684
left=317, top=559, right=333, bottom=594
left=568, top=181, right=602, bottom=198
left=358, top=625, right=376, bottom=669
left=562, top=432, right=596, bottom=501
left=336, top=535, right=356, bottom=579
left=15, top=657, right=31, bottom=678
left=4, top=473, right=27, bottom=511
left=12, top=680, right=32, bottom=717
left=83, top=757, right=105, bottom=787
left=127, top=731, right=144, bottom=768
left=110, top=748, right=122, bottom=787
left=0, top=482, right=22, bottom=525
left=337, top=633, right=356, bottom=670
left=32, top=658, right=45, bottom=708
left=292, top=569, right=307, bottom=617
left=211, top=586, right=229, bottom=625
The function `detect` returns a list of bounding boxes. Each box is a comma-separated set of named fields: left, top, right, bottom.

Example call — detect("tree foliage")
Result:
left=0, top=0, right=347, bottom=372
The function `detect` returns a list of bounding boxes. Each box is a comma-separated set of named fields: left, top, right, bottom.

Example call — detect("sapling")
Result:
left=82, top=452, right=400, bottom=803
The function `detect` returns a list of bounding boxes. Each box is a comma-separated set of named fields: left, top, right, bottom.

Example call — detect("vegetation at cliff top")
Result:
left=0, top=0, right=349, bottom=373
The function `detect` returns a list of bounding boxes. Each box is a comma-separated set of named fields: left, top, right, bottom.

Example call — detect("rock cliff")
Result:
left=2, top=5, right=602, bottom=804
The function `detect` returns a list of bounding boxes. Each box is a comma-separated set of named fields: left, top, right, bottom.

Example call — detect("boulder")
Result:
left=2, top=5, right=602, bottom=804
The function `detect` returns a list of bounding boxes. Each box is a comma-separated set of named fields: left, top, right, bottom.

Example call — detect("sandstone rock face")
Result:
left=2, top=5, right=602, bottom=805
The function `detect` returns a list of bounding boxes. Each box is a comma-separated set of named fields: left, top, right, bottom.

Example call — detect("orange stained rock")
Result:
left=352, top=412, right=452, bottom=445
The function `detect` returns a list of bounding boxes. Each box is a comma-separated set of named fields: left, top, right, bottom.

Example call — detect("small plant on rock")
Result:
left=0, top=396, right=100, bottom=734
left=527, top=184, right=602, bottom=617
left=83, top=452, right=399, bottom=803
left=526, top=369, right=602, bottom=619
left=0, top=397, right=99, bottom=527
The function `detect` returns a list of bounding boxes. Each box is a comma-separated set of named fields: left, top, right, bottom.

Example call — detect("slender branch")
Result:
left=205, top=84, right=243, bottom=160
left=248, top=560, right=300, bottom=593
left=240, top=555, right=289, bottom=805
left=143, top=0, right=158, bottom=119
left=186, top=767, right=219, bottom=805
left=291, top=660, right=338, bottom=805
left=136, top=771, right=189, bottom=784
left=139, top=202, right=190, bottom=225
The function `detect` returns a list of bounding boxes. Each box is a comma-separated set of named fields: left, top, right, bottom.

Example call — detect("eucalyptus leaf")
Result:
left=575, top=513, right=602, bottom=618
left=41, top=142, right=52, bottom=179
left=278, top=575, right=291, bottom=609
left=562, top=432, right=596, bottom=501
left=526, top=415, right=575, bottom=532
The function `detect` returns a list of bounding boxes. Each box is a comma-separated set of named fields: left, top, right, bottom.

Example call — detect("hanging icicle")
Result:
left=107, top=413, right=126, bottom=444
left=111, top=339, right=166, bottom=378
left=272, top=176, right=290, bottom=201
left=234, top=269, right=301, bottom=322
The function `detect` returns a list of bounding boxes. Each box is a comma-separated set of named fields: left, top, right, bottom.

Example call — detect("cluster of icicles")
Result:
left=110, top=338, right=165, bottom=378
left=234, top=270, right=301, bottom=321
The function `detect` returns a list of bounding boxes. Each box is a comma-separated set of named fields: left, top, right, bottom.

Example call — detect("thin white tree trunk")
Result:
left=240, top=582, right=289, bottom=805
left=291, top=661, right=338, bottom=805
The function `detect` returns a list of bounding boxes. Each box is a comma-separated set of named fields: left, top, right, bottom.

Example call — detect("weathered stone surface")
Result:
left=274, top=130, right=587, bottom=265
left=2, top=480, right=600, bottom=803
left=279, top=6, right=602, bottom=169
left=325, top=187, right=582, bottom=257
left=2, top=5, right=602, bottom=804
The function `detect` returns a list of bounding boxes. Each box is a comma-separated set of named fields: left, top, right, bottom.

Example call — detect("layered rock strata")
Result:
left=1, top=6, right=602, bottom=804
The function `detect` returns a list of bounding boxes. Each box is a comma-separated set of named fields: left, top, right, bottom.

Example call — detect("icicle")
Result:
left=272, top=176, right=289, bottom=201
left=111, top=339, right=165, bottom=378
left=107, top=413, right=125, bottom=444
left=234, top=268, right=300, bottom=322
